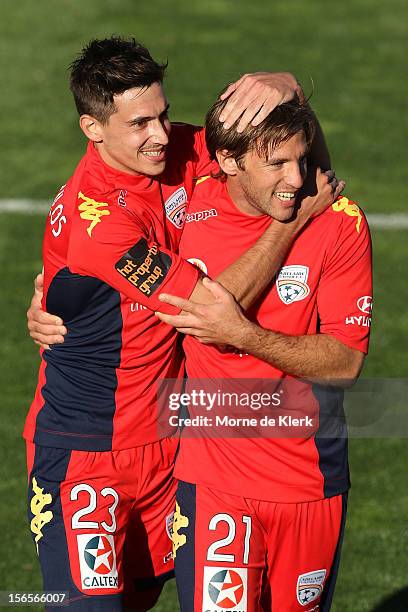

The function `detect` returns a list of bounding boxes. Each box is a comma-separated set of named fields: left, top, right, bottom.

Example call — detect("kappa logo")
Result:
left=187, top=257, right=208, bottom=275
left=277, top=265, right=310, bottom=305
left=203, top=567, right=248, bottom=611
left=186, top=208, right=217, bottom=223
left=172, top=502, right=189, bottom=559
left=297, top=569, right=326, bottom=607
left=30, top=477, right=54, bottom=554
left=332, top=196, right=362, bottom=233
left=164, top=187, right=187, bottom=228
left=77, top=534, right=119, bottom=590
left=78, top=192, right=110, bottom=237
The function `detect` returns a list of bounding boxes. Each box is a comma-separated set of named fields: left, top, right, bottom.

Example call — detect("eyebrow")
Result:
left=266, top=152, right=308, bottom=164
left=127, top=104, right=170, bottom=127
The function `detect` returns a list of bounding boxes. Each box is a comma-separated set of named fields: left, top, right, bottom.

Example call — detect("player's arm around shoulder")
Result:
left=154, top=194, right=372, bottom=385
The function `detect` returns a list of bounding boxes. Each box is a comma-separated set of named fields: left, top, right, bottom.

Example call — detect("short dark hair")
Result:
left=70, top=36, right=167, bottom=123
left=205, top=93, right=316, bottom=176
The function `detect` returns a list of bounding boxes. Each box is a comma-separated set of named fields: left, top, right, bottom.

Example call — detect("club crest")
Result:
left=277, top=265, right=310, bottom=305
left=164, top=187, right=187, bottom=228
left=297, top=569, right=326, bottom=606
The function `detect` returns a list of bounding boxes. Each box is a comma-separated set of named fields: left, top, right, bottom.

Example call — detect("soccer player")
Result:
left=24, top=37, right=342, bottom=611
left=155, top=98, right=372, bottom=610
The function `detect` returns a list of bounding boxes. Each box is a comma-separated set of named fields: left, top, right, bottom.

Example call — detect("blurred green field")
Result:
left=0, top=0, right=407, bottom=610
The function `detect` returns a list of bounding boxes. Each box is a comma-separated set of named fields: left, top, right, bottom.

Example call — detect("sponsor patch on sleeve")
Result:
left=115, top=239, right=171, bottom=296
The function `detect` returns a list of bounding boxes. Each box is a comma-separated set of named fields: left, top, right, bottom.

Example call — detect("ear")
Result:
left=79, top=114, right=104, bottom=143
left=216, top=149, right=239, bottom=176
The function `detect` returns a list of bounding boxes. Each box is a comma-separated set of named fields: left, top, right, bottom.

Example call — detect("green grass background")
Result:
left=0, top=0, right=407, bottom=610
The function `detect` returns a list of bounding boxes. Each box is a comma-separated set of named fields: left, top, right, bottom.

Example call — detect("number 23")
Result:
left=70, top=484, right=119, bottom=533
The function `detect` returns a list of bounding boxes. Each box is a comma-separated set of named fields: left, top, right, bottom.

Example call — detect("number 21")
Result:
left=207, top=513, right=252, bottom=564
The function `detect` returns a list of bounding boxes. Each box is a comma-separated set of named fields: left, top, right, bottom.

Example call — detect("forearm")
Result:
left=215, top=219, right=303, bottom=309
left=236, top=321, right=364, bottom=383
left=190, top=217, right=304, bottom=310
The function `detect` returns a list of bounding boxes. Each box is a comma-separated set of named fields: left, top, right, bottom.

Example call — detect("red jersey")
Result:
left=175, top=177, right=372, bottom=502
left=24, top=124, right=212, bottom=452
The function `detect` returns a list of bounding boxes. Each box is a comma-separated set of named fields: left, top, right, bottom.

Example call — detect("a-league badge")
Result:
left=277, top=265, right=310, bottom=305
left=203, top=566, right=247, bottom=611
left=297, top=569, right=326, bottom=606
left=77, top=534, right=119, bottom=590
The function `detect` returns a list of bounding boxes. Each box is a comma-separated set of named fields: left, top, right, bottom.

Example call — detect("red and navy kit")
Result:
left=173, top=177, right=371, bottom=610
left=27, top=438, right=178, bottom=609
left=174, top=482, right=347, bottom=612
left=176, top=176, right=373, bottom=503
left=24, top=123, right=215, bottom=605
left=24, top=123, right=212, bottom=453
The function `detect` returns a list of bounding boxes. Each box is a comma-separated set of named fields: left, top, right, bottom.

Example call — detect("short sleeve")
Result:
left=317, top=202, right=373, bottom=353
left=67, top=193, right=200, bottom=314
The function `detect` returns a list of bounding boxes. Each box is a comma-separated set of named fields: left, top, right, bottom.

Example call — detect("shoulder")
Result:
left=312, top=195, right=370, bottom=240
left=168, top=122, right=203, bottom=150
left=190, top=175, right=222, bottom=204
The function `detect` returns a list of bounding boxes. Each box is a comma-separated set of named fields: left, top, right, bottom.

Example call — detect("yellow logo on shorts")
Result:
left=30, top=477, right=54, bottom=554
left=332, top=196, right=362, bottom=233
left=78, top=192, right=110, bottom=237
left=172, top=501, right=189, bottom=558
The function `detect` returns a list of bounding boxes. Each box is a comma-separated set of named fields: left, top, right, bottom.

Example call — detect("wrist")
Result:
left=276, top=213, right=307, bottom=238
left=233, top=318, right=259, bottom=352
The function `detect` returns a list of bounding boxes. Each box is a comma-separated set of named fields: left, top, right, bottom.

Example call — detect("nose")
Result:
left=286, top=162, right=304, bottom=189
left=149, top=118, right=170, bottom=146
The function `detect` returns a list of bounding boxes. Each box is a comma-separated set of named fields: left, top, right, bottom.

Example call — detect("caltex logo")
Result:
left=84, top=535, right=114, bottom=574
left=208, top=569, right=245, bottom=609
left=77, top=534, right=119, bottom=590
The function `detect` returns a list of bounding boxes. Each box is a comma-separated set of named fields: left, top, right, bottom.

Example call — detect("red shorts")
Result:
left=174, top=481, right=347, bottom=612
left=26, top=438, right=178, bottom=608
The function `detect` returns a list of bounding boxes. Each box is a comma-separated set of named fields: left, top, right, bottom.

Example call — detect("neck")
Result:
left=225, top=176, right=263, bottom=217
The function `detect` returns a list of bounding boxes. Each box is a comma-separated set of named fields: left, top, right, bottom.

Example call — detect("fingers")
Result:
left=158, top=293, right=197, bottom=313
left=155, top=311, right=194, bottom=328
left=323, top=169, right=335, bottom=182
left=320, top=169, right=345, bottom=199
left=28, top=320, right=67, bottom=336
left=218, top=72, right=298, bottom=131
left=333, top=180, right=346, bottom=200
left=34, top=272, right=44, bottom=293
left=295, top=83, right=306, bottom=104
left=236, top=93, right=284, bottom=132
left=219, top=78, right=244, bottom=103
left=31, top=330, right=65, bottom=346
left=202, top=277, right=230, bottom=301
left=34, top=340, right=50, bottom=350
left=27, top=306, right=66, bottom=329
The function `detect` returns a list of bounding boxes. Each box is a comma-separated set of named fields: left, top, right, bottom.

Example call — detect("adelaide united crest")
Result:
left=277, top=265, right=310, bottom=305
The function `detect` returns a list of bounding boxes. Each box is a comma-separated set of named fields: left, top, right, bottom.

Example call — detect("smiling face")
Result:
left=221, top=131, right=308, bottom=221
left=80, top=82, right=171, bottom=176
